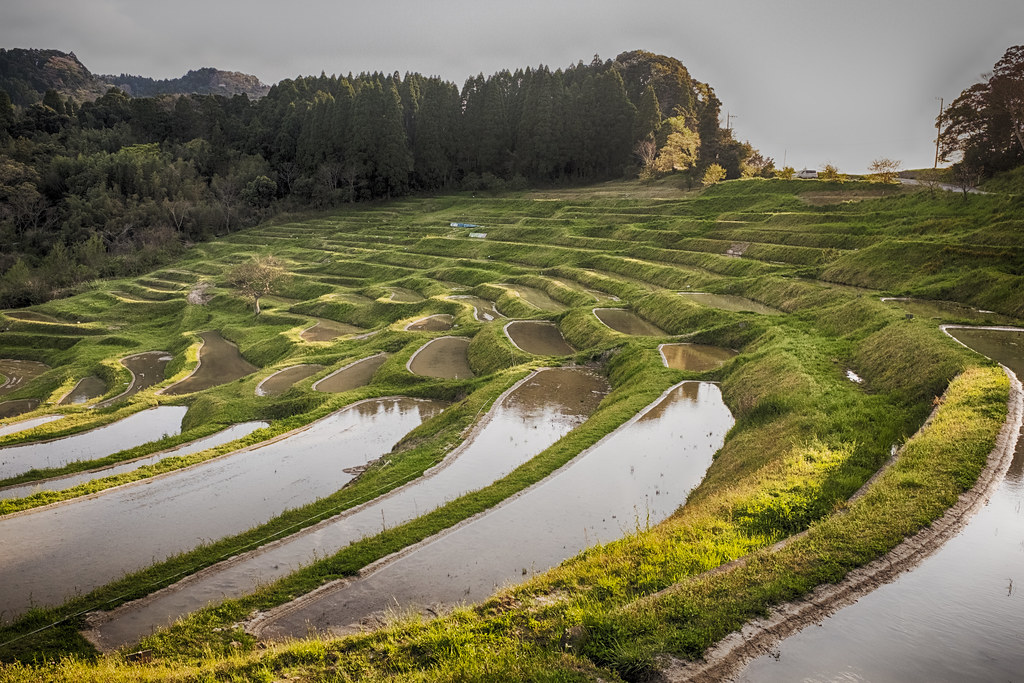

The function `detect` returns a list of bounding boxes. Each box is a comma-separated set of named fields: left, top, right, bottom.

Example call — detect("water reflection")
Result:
left=95, top=352, right=172, bottom=408
left=407, top=337, right=474, bottom=379
left=162, top=332, right=257, bottom=395
left=505, top=321, right=574, bottom=355
left=90, top=368, right=607, bottom=649
left=0, top=405, right=187, bottom=479
left=739, top=326, right=1024, bottom=682
left=0, top=398, right=445, bottom=620
left=256, top=381, right=733, bottom=639
left=660, top=343, right=738, bottom=372
left=594, top=308, right=666, bottom=336
left=313, top=354, right=388, bottom=393
left=256, top=365, right=325, bottom=397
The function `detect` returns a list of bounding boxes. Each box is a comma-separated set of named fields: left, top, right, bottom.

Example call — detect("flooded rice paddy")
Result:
left=448, top=295, right=503, bottom=321
left=95, top=352, right=172, bottom=408
left=0, top=359, right=49, bottom=395
left=300, top=319, right=364, bottom=342
left=739, top=326, right=1024, bottom=682
left=0, top=398, right=446, bottom=620
left=882, top=297, right=1016, bottom=325
left=0, top=422, right=268, bottom=501
left=89, top=367, right=607, bottom=649
left=256, top=380, right=734, bottom=640
left=0, top=400, right=40, bottom=419
left=255, top=365, right=325, bottom=397
left=505, top=321, right=574, bottom=355
left=313, top=354, right=388, bottom=393
left=0, top=415, right=64, bottom=439
left=405, top=314, right=454, bottom=332
left=678, top=292, right=781, bottom=314
left=162, top=331, right=258, bottom=395
left=59, top=376, right=107, bottom=405
left=495, top=284, right=567, bottom=312
left=407, top=337, right=474, bottom=379
left=0, top=406, right=187, bottom=479
left=594, top=308, right=667, bottom=336
left=660, top=343, right=738, bottom=372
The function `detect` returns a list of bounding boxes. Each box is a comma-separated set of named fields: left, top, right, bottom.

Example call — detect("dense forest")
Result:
left=0, top=50, right=766, bottom=308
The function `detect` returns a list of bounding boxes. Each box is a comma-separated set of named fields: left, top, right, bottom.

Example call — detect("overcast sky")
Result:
left=4, top=0, right=1023, bottom=172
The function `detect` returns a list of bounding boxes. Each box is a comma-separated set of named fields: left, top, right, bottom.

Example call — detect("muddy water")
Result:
left=0, top=398, right=445, bottom=620
left=95, top=352, right=172, bottom=408
left=89, top=367, right=608, bottom=649
left=678, top=292, right=781, bottom=315
left=257, top=381, right=734, bottom=639
left=163, top=332, right=258, bottom=395
left=405, top=314, right=454, bottom=332
left=0, top=422, right=268, bottom=501
left=59, top=376, right=107, bottom=405
left=495, top=283, right=567, bottom=312
left=448, top=295, right=504, bottom=322
left=739, top=326, right=1024, bottom=683
left=407, top=337, right=474, bottom=379
left=0, top=406, right=187, bottom=479
left=594, top=308, right=666, bottom=336
left=0, top=415, right=64, bottom=438
left=300, top=319, right=364, bottom=342
left=882, top=297, right=1015, bottom=325
left=660, top=343, right=738, bottom=372
left=256, top=365, right=325, bottom=397
left=0, top=399, right=40, bottom=419
left=505, top=321, right=574, bottom=356
left=0, top=359, right=49, bottom=395
left=313, top=354, right=388, bottom=393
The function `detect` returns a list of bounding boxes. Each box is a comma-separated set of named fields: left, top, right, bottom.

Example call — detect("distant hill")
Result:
left=99, top=67, right=271, bottom=99
left=0, top=48, right=270, bottom=105
left=0, top=48, right=109, bottom=105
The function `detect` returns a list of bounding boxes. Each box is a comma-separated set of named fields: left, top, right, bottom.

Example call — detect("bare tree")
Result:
left=868, top=158, right=902, bottom=184
left=634, top=137, right=658, bottom=180
left=227, top=255, right=285, bottom=315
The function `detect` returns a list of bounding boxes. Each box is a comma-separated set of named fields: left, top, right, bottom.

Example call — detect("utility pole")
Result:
left=934, top=97, right=944, bottom=169
left=726, top=111, right=738, bottom=132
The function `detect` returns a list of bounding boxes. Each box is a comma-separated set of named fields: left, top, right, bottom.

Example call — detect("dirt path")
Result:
left=654, top=364, right=1023, bottom=682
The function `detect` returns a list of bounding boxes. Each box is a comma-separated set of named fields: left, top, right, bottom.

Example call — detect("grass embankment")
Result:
left=0, top=177, right=1020, bottom=680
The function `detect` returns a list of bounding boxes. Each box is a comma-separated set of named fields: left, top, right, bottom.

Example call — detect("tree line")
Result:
left=0, top=50, right=761, bottom=307
left=940, top=44, right=1024, bottom=183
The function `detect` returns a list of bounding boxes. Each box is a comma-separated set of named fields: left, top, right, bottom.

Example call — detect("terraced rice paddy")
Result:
left=2, top=179, right=1023, bottom=681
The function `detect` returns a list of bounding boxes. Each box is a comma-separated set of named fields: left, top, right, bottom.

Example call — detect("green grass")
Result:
left=0, top=177, right=1020, bottom=680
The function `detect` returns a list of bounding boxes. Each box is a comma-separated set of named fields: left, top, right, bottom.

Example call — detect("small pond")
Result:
left=0, top=359, right=50, bottom=395
left=95, top=352, right=173, bottom=408
left=660, top=343, right=738, bottom=372
left=407, top=337, right=474, bottom=379
left=0, top=399, right=41, bottom=420
left=162, top=331, right=258, bottom=395
left=256, top=365, right=325, bottom=397
left=59, top=376, right=107, bottom=405
left=505, top=320, right=574, bottom=355
left=594, top=308, right=666, bottom=336
left=388, top=287, right=425, bottom=303
left=313, top=354, right=389, bottom=393
left=678, top=292, right=781, bottom=315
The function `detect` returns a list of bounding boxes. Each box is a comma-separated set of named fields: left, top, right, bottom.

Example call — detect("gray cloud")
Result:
left=2, top=0, right=1023, bottom=172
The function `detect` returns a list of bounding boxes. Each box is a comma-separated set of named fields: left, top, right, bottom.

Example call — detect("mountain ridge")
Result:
left=0, top=48, right=270, bottom=105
